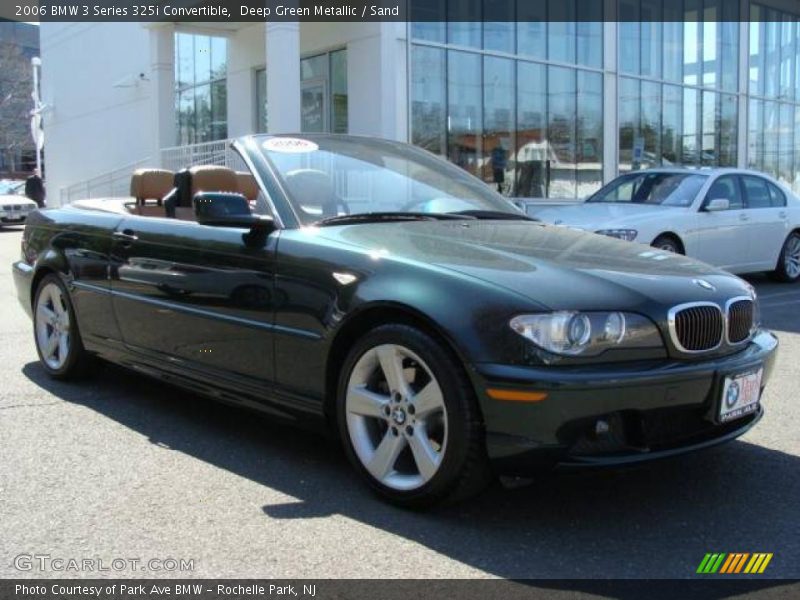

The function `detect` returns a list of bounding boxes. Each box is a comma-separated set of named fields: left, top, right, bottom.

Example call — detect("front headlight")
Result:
left=510, top=311, right=663, bottom=357
left=596, top=229, right=638, bottom=241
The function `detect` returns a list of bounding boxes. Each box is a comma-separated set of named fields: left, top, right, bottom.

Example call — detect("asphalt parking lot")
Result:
left=1, top=225, right=798, bottom=580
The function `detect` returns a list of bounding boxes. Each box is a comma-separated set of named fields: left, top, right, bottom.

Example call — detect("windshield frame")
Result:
left=586, top=171, right=709, bottom=208
left=238, top=133, right=520, bottom=229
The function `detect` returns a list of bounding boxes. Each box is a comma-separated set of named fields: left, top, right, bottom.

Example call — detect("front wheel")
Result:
left=336, top=324, right=492, bottom=508
left=651, top=234, right=683, bottom=254
left=771, top=231, right=800, bottom=283
left=33, top=274, right=93, bottom=379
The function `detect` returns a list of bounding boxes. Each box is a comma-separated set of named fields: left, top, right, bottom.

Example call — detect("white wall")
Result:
left=226, top=24, right=264, bottom=137
left=40, top=22, right=154, bottom=203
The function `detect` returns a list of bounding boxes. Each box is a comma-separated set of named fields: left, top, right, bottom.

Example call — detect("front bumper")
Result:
left=12, top=260, right=34, bottom=319
left=474, top=330, right=778, bottom=475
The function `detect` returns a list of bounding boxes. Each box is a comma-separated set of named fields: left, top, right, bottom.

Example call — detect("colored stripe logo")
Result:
left=697, top=553, right=773, bottom=574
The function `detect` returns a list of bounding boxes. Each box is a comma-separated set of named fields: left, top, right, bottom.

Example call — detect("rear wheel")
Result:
left=336, top=324, right=492, bottom=508
left=771, top=231, right=800, bottom=283
left=652, top=234, right=683, bottom=254
left=33, top=274, right=92, bottom=379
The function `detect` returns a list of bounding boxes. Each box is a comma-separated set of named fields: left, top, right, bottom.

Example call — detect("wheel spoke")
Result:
left=44, top=332, right=59, bottom=358
left=58, top=333, right=69, bottom=362
left=412, top=381, right=444, bottom=418
left=347, top=385, right=388, bottom=418
left=49, top=287, right=65, bottom=316
left=408, top=426, right=441, bottom=481
left=366, top=431, right=406, bottom=480
left=377, top=345, right=410, bottom=397
left=37, top=304, right=57, bottom=325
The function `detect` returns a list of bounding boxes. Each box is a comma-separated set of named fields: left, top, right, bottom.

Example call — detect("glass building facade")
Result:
left=175, top=32, right=227, bottom=145
left=410, top=1, right=800, bottom=197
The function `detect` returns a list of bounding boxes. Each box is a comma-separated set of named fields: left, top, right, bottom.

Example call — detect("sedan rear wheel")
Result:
left=651, top=234, right=682, bottom=254
left=33, top=274, right=92, bottom=378
left=337, top=324, right=492, bottom=507
left=772, top=231, right=800, bottom=283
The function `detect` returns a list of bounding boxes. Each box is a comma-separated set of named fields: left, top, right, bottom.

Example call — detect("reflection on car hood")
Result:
left=533, top=202, right=681, bottom=229
left=318, top=220, right=750, bottom=311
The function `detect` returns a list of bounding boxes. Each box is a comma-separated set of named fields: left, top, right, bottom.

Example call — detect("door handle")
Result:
left=779, top=211, right=787, bottom=219
left=738, top=213, right=750, bottom=221
left=112, top=229, right=138, bottom=243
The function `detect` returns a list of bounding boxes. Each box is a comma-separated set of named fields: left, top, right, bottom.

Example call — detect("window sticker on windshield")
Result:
left=262, top=137, right=319, bottom=153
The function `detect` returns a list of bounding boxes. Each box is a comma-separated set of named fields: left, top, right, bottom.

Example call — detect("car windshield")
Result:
left=587, top=172, right=708, bottom=207
left=0, top=180, right=23, bottom=195
left=254, top=135, right=518, bottom=225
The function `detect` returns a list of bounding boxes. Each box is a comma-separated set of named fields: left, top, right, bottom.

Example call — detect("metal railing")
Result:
left=60, top=157, right=151, bottom=205
left=59, top=139, right=247, bottom=205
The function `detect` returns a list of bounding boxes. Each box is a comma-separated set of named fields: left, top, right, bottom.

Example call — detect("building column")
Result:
left=347, top=22, right=408, bottom=141
left=266, top=22, right=301, bottom=133
left=602, top=19, right=619, bottom=185
left=148, top=24, right=175, bottom=164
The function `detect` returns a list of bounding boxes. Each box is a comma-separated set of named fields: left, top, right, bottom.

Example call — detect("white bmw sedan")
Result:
left=533, top=168, right=800, bottom=282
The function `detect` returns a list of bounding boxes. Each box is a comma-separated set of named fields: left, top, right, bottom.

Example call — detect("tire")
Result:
left=771, top=231, right=800, bottom=283
left=33, top=274, right=93, bottom=379
left=336, top=324, right=493, bottom=508
left=652, top=234, right=683, bottom=254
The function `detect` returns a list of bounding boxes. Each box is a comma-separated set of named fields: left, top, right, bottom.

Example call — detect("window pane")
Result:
left=484, top=0, right=514, bottom=53
left=330, top=49, right=348, bottom=134
left=516, top=2, right=546, bottom=59
left=748, top=98, right=763, bottom=170
left=642, top=81, right=661, bottom=169
left=701, top=91, right=717, bottom=166
left=683, top=87, right=700, bottom=165
left=448, top=0, right=481, bottom=48
left=662, top=84, right=683, bottom=165
left=195, top=84, right=211, bottom=142
left=177, top=33, right=194, bottom=89
left=780, top=16, right=796, bottom=100
left=719, top=3, right=738, bottom=92
left=548, top=0, right=576, bottom=64
left=576, top=0, right=602, bottom=68
left=483, top=57, right=514, bottom=195
left=702, top=0, right=719, bottom=88
left=641, top=1, right=662, bottom=79
left=750, top=14, right=765, bottom=95
left=707, top=176, right=742, bottom=209
left=547, top=66, right=576, bottom=197
left=210, top=36, right=226, bottom=81
left=516, top=61, right=546, bottom=197
left=210, top=80, right=227, bottom=140
left=795, top=103, right=800, bottom=192
left=410, top=0, right=445, bottom=42
left=618, top=0, right=640, bottom=75
left=765, top=14, right=780, bottom=98
left=742, top=176, right=772, bottom=209
left=447, top=51, right=482, bottom=177
left=411, top=46, right=446, bottom=156
left=719, top=93, right=737, bottom=167
left=576, top=70, right=603, bottom=197
left=779, top=103, right=794, bottom=185
left=301, top=54, right=327, bottom=81
left=194, top=36, right=211, bottom=85
left=763, top=101, right=779, bottom=177
left=683, top=0, right=701, bottom=86
left=619, top=77, right=640, bottom=172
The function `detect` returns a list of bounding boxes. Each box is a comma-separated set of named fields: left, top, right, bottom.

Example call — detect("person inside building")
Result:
left=25, top=170, right=46, bottom=208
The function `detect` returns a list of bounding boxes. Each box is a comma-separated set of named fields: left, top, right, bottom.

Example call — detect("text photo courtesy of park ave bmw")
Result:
left=1, top=1, right=799, bottom=598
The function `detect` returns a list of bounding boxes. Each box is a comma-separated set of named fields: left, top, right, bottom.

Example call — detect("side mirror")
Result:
left=193, top=192, right=274, bottom=247
left=704, top=198, right=730, bottom=212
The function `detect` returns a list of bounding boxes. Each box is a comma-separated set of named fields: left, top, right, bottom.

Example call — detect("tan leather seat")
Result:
left=189, top=165, right=239, bottom=198
left=130, top=169, right=174, bottom=206
left=236, top=172, right=259, bottom=201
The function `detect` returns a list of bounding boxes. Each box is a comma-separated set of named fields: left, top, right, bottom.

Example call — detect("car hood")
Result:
left=533, top=202, right=681, bottom=230
left=317, top=220, right=750, bottom=311
left=0, top=194, right=35, bottom=204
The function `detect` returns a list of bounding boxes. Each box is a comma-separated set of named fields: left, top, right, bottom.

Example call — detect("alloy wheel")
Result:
left=35, top=282, right=71, bottom=370
left=785, top=234, right=800, bottom=279
left=345, top=344, right=448, bottom=491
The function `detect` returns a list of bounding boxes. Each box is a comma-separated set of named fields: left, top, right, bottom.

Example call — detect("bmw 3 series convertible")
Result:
left=13, top=135, right=778, bottom=507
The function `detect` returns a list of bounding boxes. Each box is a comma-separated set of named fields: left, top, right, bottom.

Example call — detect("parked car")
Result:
left=13, top=136, right=777, bottom=507
left=0, top=180, right=37, bottom=226
left=532, top=168, right=800, bottom=282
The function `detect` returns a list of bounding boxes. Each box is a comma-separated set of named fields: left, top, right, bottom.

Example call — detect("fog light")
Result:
left=595, top=419, right=610, bottom=436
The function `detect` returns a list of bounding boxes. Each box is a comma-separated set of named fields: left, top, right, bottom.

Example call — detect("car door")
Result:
left=109, top=214, right=277, bottom=388
left=740, top=175, right=790, bottom=269
left=693, top=175, right=753, bottom=270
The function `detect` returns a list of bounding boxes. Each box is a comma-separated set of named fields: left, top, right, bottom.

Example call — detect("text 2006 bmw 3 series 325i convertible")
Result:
left=13, top=135, right=778, bottom=507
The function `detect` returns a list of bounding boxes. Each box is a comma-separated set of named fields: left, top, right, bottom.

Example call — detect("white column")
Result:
left=347, top=22, right=408, bottom=141
left=737, top=1, right=750, bottom=169
left=148, top=24, right=175, bottom=164
left=266, top=22, right=301, bottom=133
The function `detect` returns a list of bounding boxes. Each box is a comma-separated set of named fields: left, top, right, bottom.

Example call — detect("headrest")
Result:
left=189, top=165, right=239, bottom=198
left=130, top=168, right=174, bottom=202
left=236, top=172, right=260, bottom=200
left=283, top=169, right=337, bottom=217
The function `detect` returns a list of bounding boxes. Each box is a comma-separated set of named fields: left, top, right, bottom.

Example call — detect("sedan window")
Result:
left=587, top=172, right=708, bottom=207
left=768, top=182, right=787, bottom=207
left=705, top=176, right=743, bottom=210
left=741, top=176, right=773, bottom=209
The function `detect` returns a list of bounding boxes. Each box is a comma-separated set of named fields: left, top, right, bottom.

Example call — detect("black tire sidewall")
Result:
left=653, top=235, right=680, bottom=254
left=335, top=324, right=482, bottom=507
left=33, top=274, right=86, bottom=378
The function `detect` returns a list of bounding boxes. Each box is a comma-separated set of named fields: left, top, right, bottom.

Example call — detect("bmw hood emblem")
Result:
left=693, top=279, right=716, bottom=292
